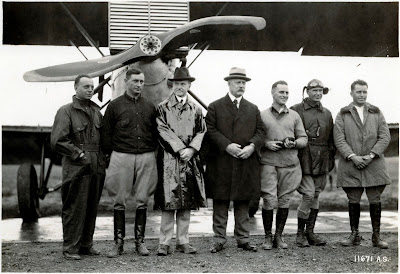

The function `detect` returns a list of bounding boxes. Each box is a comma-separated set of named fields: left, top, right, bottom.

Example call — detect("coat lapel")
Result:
left=223, top=94, right=238, bottom=116
left=348, top=105, right=363, bottom=130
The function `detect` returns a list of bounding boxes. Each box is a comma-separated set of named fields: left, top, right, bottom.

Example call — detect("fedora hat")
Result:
left=224, top=67, right=251, bottom=81
left=304, top=79, right=329, bottom=94
left=168, top=67, right=195, bottom=82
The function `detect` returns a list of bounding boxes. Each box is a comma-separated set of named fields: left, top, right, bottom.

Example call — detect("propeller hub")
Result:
left=139, top=35, right=162, bottom=55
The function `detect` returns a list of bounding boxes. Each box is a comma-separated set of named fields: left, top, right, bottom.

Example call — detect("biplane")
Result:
left=2, top=1, right=398, bottom=222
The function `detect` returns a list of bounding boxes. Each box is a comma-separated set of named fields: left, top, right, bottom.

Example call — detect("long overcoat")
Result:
left=291, top=99, right=336, bottom=175
left=205, top=94, right=266, bottom=200
left=154, top=94, right=207, bottom=210
left=333, top=102, right=391, bottom=187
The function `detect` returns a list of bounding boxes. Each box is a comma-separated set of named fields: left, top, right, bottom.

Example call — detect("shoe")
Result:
left=176, top=243, right=197, bottom=254
left=210, top=242, right=224, bottom=253
left=262, top=233, right=273, bottom=250
left=135, top=241, right=150, bottom=256
left=238, top=242, right=257, bottom=252
left=296, top=217, right=310, bottom=248
left=273, top=235, right=288, bottom=249
left=79, top=247, right=101, bottom=256
left=63, top=251, right=81, bottom=260
left=157, top=244, right=170, bottom=256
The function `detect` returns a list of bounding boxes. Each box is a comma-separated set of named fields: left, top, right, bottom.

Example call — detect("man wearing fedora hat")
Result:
left=205, top=67, right=266, bottom=253
left=154, top=67, right=207, bottom=256
left=290, top=79, right=336, bottom=247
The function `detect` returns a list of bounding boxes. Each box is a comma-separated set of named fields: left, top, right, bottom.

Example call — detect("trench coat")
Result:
left=205, top=94, right=266, bottom=200
left=333, top=102, right=391, bottom=187
left=154, top=94, right=207, bottom=210
left=291, top=99, right=336, bottom=175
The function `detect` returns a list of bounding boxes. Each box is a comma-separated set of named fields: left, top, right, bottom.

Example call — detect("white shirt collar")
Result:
left=228, top=92, right=242, bottom=106
left=354, top=105, right=364, bottom=122
left=175, top=95, right=187, bottom=104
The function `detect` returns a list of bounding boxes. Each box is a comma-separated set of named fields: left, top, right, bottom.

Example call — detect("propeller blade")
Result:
left=23, top=16, right=266, bottom=82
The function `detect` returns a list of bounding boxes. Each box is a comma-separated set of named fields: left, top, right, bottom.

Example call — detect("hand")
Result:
left=265, top=141, right=283, bottom=151
left=237, top=145, right=255, bottom=159
left=283, top=139, right=296, bottom=149
left=361, top=155, right=373, bottom=166
left=225, top=143, right=242, bottom=158
left=351, top=155, right=367, bottom=169
left=179, top=148, right=196, bottom=162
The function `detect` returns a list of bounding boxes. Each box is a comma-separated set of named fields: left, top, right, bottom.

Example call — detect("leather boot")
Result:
left=261, top=209, right=273, bottom=250
left=296, top=217, right=310, bottom=247
left=305, top=209, right=327, bottom=246
left=370, top=203, right=388, bottom=249
left=107, top=210, right=125, bottom=258
left=273, top=208, right=289, bottom=249
left=135, top=208, right=150, bottom=256
left=341, top=203, right=362, bottom=246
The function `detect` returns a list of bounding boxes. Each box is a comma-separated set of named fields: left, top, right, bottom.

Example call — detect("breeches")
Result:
left=61, top=167, right=104, bottom=253
left=159, top=209, right=191, bottom=245
left=343, top=185, right=386, bottom=204
left=261, top=164, right=302, bottom=210
left=297, top=174, right=327, bottom=219
left=105, top=151, right=157, bottom=211
left=212, top=200, right=250, bottom=245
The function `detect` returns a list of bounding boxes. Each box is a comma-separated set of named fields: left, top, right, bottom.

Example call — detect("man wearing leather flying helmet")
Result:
left=291, top=79, right=336, bottom=248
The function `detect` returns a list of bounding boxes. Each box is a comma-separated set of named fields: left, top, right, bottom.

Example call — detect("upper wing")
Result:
left=23, top=16, right=266, bottom=82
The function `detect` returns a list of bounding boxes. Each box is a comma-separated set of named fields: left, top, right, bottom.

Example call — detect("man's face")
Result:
left=307, top=87, right=323, bottom=103
left=125, top=73, right=145, bottom=97
left=75, top=77, right=94, bottom=100
left=272, top=84, right=289, bottom=106
left=172, top=80, right=190, bottom=97
left=228, top=79, right=246, bottom=98
left=351, top=84, right=368, bottom=107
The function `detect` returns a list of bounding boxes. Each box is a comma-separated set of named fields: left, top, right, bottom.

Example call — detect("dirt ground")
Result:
left=2, top=232, right=397, bottom=273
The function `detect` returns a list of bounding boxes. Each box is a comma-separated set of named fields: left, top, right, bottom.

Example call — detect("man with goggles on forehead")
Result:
left=290, top=79, right=336, bottom=247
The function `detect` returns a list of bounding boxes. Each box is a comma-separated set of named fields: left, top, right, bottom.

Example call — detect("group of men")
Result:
left=50, top=65, right=391, bottom=260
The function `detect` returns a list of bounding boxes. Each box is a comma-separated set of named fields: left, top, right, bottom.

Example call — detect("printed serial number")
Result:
left=354, top=255, right=391, bottom=263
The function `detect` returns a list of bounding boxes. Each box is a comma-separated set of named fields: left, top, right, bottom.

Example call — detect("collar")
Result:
left=72, top=95, right=99, bottom=110
left=124, top=91, right=141, bottom=102
left=303, top=98, right=324, bottom=111
left=170, top=93, right=194, bottom=109
left=340, top=102, right=380, bottom=114
left=271, top=102, right=289, bottom=114
left=175, top=94, right=187, bottom=104
left=228, top=92, right=242, bottom=104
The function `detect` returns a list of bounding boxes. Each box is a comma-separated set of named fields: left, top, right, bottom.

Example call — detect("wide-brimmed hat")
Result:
left=168, top=67, right=195, bottom=82
left=304, top=79, right=329, bottom=94
left=224, top=67, right=251, bottom=82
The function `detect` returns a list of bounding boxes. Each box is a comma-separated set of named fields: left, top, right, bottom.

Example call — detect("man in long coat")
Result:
left=154, top=67, right=207, bottom=255
left=291, top=79, right=335, bottom=247
left=205, top=67, right=266, bottom=253
left=51, top=75, right=105, bottom=260
left=334, top=79, right=391, bottom=249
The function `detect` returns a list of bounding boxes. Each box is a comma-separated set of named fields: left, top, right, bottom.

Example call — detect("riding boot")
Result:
left=305, top=209, right=327, bottom=246
left=135, top=208, right=150, bottom=256
left=261, top=209, right=273, bottom=250
left=370, top=203, right=388, bottom=249
left=107, top=210, right=125, bottom=258
left=273, top=208, right=289, bottom=249
left=296, top=217, right=310, bottom=247
left=341, top=203, right=361, bottom=246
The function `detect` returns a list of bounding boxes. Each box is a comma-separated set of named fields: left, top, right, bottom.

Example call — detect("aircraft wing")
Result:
left=23, top=16, right=266, bottom=82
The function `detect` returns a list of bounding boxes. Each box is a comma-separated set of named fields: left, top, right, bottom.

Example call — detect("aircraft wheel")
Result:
left=248, top=199, right=260, bottom=217
left=17, top=163, right=40, bottom=222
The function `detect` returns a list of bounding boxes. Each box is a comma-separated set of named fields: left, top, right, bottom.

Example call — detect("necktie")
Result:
left=233, top=99, right=238, bottom=109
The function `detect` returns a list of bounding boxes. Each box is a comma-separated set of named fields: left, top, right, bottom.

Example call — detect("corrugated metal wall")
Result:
left=109, top=1, right=189, bottom=51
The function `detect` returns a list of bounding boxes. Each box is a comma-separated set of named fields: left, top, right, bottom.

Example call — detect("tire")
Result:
left=248, top=199, right=260, bottom=217
left=17, top=163, right=40, bottom=222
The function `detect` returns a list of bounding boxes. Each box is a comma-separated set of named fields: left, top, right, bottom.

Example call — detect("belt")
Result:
left=78, top=144, right=100, bottom=152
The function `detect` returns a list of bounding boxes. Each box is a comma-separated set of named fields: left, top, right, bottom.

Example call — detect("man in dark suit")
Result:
left=205, top=67, right=266, bottom=253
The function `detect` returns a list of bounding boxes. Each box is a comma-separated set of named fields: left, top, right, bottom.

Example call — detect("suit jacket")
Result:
left=205, top=94, right=266, bottom=200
